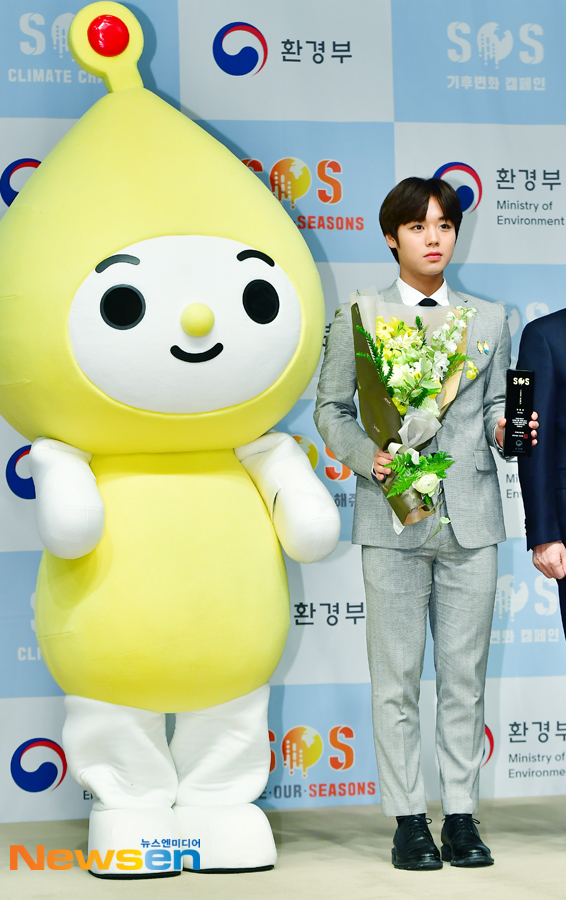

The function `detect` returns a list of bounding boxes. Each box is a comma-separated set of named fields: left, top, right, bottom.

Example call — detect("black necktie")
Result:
left=418, top=298, right=438, bottom=307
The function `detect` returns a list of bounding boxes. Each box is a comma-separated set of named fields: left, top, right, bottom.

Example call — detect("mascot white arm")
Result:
left=236, top=432, right=340, bottom=563
left=29, top=438, right=105, bottom=559
left=30, top=433, right=340, bottom=564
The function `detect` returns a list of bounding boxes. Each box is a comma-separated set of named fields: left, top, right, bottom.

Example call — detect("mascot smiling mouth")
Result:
left=170, top=343, right=224, bottom=363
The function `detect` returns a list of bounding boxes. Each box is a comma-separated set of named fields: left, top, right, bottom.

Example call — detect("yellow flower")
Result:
left=376, top=316, right=395, bottom=340
left=389, top=316, right=407, bottom=334
left=390, top=316, right=416, bottom=338
left=392, top=397, right=407, bottom=415
left=466, top=361, right=479, bottom=380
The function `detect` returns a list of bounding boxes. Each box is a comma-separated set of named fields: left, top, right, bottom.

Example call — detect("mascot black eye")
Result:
left=242, top=280, right=280, bottom=324
left=100, top=285, right=145, bottom=330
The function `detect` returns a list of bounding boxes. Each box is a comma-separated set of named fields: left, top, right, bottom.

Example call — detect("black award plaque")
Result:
left=503, top=369, right=535, bottom=457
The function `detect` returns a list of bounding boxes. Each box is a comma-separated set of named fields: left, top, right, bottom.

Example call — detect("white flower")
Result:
left=395, top=331, right=417, bottom=350
left=419, top=396, right=441, bottom=417
left=413, top=472, right=440, bottom=494
left=389, top=368, right=407, bottom=387
left=445, top=339, right=458, bottom=354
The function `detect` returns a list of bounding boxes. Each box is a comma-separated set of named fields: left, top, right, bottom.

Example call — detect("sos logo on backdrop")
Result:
left=213, top=22, right=268, bottom=76
left=242, top=156, right=364, bottom=233
left=11, top=738, right=67, bottom=792
left=263, top=724, right=377, bottom=801
left=448, top=22, right=543, bottom=68
left=434, top=162, right=482, bottom=215
left=19, top=12, right=73, bottom=59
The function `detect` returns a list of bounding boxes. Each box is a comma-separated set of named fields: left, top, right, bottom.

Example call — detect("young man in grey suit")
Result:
left=315, top=177, right=539, bottom=870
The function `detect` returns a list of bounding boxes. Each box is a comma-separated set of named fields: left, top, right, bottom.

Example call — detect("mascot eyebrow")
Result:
left=236, top=249, right=274, bottom=267
left=95, top=254, right=141, bottom=274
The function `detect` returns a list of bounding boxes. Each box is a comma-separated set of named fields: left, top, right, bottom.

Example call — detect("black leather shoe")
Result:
left=441, top=814, right=494, bottom=867
left=391, top=814, right=442, bottom=870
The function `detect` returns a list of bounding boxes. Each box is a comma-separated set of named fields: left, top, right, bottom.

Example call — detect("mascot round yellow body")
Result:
left=0, top=3, right=339, bottom=877
left=39, top=449, right=289, bottom=711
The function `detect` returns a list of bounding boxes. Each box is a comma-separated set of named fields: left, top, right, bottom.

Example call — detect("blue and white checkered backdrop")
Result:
left=2, top=0, right=566, bottom=823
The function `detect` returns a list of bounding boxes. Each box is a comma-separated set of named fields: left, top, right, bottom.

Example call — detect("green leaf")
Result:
left=408, top=387, right=430, bottom=409
left=355, top=325, right=394, bottom=392
left=444, top=352, right=472, bottom=380
left=385, top=450, right=454, bottom=498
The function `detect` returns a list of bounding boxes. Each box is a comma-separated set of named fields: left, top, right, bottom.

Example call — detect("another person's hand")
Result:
left=495, top=411, right=539, bottom=449
left=532, top=541, right=566, bottom=580
left=372, top=447, right=392, bottom=482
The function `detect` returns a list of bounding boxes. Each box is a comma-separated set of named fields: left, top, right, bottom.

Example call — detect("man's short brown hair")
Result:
left=379, top=177, right=463, bottom=262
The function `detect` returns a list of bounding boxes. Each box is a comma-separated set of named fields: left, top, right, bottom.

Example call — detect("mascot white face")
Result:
left=68, top=235, right=303, bottom=414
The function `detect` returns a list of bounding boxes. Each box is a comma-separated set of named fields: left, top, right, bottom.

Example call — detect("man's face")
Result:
left=385, top=195, right=456, bottom=279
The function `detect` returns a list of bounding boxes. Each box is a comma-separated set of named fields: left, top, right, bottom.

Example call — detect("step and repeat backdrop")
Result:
left=1, top=0, right=566, bottom=822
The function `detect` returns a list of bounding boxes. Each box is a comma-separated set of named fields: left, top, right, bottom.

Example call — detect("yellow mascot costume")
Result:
left=0, top=2, right=340, bottom=878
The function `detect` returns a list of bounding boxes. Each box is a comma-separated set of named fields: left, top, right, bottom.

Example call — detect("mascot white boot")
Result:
left=0, top=2, right=340, bottom=879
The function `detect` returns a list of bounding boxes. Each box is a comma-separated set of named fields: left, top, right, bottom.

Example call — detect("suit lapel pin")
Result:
left=477, top=340, right=490, bottom=355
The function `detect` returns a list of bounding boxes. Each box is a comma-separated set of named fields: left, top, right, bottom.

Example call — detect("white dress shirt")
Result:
left=396, top=276, right=449, bottom=307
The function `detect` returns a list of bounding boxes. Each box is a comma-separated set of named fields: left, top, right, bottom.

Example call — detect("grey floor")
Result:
left=1, top=798, right=566, bottom=900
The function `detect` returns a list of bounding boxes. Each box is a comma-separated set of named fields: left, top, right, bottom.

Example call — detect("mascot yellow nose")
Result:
left=181, top=303, right=215, bottom=337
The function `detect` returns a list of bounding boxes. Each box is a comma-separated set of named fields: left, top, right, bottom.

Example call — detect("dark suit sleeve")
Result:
left=517, top=320, right=561, bottom=550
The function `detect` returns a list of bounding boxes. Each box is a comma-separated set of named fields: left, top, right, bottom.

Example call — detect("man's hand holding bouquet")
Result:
left=351, top=288, right=477, bottom=531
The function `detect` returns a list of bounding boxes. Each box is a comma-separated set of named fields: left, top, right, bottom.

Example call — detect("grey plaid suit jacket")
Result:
left=314, top=281, right=510, bottom=550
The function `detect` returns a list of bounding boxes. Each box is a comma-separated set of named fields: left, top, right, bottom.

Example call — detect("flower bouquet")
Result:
left=351, top=289, right=477, bottom=530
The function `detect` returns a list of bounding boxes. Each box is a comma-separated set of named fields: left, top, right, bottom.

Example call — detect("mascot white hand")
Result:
left=0, top=1, right=339, bottom=880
